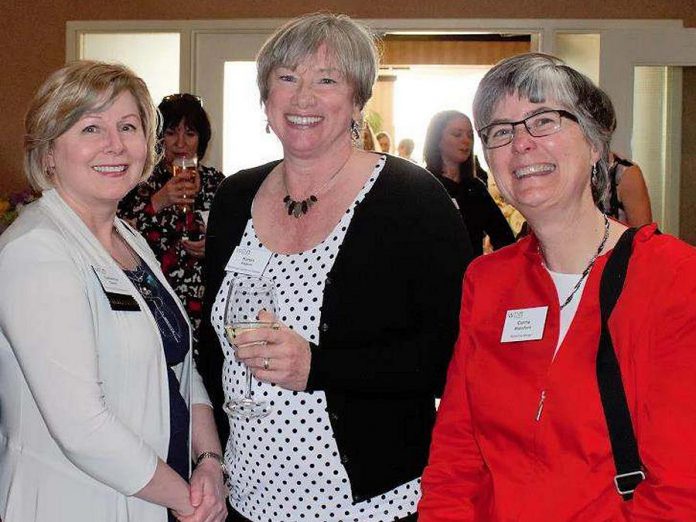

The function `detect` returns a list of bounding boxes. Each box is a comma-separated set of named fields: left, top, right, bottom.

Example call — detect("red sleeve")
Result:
left=628, top=252, right=696, bottom=519
left=419, top=273, right=489, bottom=521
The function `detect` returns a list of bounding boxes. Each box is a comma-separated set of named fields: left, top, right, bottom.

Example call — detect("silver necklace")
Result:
left=544, top=214, right=610, bottom=310
left=282, top=150, right=353, bottom=218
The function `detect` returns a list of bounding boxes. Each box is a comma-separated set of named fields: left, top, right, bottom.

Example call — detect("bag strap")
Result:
left=597, top=226, right=645, bottom=500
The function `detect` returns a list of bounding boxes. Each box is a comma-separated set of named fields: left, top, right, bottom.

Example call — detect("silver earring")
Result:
left=265, top=122, right=271, bottom=134
left=350, top=120, right=361, bottom=141
left=591, top=163, right=598, bottom=186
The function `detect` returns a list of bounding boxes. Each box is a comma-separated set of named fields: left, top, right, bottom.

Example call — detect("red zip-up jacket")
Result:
left=419, top=225, right=696, bottom=521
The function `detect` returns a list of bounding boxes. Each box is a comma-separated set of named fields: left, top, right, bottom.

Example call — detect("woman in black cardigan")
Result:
left=424, top=110, right=515, bottom=257
left=196, top=13, right=471, bottom=522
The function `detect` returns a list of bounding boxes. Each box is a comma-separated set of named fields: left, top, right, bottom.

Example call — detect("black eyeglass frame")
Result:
left=478, top=109, right=579, bottom=149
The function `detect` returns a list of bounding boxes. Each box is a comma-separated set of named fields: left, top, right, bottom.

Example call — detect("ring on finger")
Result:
left=263, top=357, right=270, bottom=371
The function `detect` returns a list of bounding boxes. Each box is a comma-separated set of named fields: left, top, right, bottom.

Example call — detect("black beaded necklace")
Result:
left=281, top=150, right=353, bottom=218
left=543, top=214, right=611, bottom=310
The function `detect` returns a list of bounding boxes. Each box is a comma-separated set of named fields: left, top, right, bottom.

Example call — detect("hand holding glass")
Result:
left=223, top=276, right=277, bottom=418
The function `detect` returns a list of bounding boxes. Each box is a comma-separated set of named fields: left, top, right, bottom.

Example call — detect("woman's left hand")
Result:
left=175, top=459, right=227, bottom=522
left=233, top=310, right=311, bottom=391
left=182, top=238, right=206, bottom=258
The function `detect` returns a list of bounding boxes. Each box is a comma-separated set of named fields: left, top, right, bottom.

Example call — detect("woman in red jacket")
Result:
left=419, top=53, right=696, bottom=521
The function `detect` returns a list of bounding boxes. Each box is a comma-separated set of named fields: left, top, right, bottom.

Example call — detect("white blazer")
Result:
left=0, top=190, right=211, bottom=521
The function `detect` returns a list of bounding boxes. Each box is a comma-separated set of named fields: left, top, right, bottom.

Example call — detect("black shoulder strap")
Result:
left=597, top=227, right=645, bottom=500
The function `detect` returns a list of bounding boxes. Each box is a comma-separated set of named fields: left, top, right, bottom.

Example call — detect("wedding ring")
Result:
left=263, top=357, right=270, bottom=371
left=271, top=323, right=281, bottom=330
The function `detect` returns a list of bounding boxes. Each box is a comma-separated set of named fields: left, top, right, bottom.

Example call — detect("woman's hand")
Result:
left=233, top=310, right=311, bottom=391
left=182, top=238, right=206, bottom=258
left=173, top=460, right=227, bottom=522
left=152, top=170, right=200, bottom=212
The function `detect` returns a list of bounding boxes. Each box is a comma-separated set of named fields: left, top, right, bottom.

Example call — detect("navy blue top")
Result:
left=124, top=261, right=190, bottom=483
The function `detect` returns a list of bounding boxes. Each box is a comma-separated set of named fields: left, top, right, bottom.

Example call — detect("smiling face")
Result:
left=439, top=116, right=474, bottom=167
left=163, top=119, right=199, bottom=165
left=483, top=94, right=599, bottom=218
left=264, top=45, right=360, bottom=160
left=48, top=90, right=147, bottom=215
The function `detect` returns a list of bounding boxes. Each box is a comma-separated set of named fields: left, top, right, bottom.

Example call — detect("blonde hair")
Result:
left=24, top=60, right=160, bottom=191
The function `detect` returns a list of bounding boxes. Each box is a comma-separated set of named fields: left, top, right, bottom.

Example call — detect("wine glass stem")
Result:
left=245, top=367, right=253, bottom=399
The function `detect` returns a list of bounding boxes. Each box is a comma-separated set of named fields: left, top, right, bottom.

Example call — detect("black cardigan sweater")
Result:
left=197, top=154, right=472, bottom=501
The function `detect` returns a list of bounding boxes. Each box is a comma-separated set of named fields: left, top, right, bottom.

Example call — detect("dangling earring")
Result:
left=591, top=163, right=598, bottom=187
left=350, top=119, right=361, bottom=142
left=265, top=122, right=271, bottom=134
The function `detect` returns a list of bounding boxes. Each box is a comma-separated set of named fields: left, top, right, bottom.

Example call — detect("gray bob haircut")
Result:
left=24, top=60, right=160, bottom=192
left=256, top=12, right=379, bottom=110
left=473, top=52, right=615, bottom=206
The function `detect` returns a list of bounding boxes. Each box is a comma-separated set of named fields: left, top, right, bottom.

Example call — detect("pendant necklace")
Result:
left=282, top=149, right=353, bottom=218
left=543, top=214, right=610, bottom=310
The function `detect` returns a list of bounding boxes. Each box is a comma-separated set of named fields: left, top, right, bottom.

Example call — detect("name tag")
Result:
left=93, top=265, right=132, bottom=295
left=92, top=266, right=140, bottom=312
left=225, top=247, right=272, bottom=277
left=501, top=306, right=548, bottom=343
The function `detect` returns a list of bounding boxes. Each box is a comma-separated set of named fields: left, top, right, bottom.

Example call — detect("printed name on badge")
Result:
left=92, top=265, right=133, bottom=295
left=500, top=306, right=548, bottom=343
left=225, top=247, right=272, bottom=277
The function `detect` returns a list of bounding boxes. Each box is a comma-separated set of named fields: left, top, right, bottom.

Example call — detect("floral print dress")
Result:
left=118, top=162, right=224, bottom=341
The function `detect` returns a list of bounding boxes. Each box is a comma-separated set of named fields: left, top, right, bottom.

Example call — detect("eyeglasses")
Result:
left=478, top=109, right=578, bottom=149
left=161, top=93, right=203, bottom=106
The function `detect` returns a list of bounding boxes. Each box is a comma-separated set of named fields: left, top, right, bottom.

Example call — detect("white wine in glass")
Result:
left=223, top=275, right=277, bottom=419
left=172, top=154, right=198, bottom=239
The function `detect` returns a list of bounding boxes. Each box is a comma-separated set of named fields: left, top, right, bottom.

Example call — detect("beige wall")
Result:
left=2, top=0, right=695, bottom=193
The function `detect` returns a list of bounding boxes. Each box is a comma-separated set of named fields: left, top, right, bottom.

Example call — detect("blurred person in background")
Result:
left=375, top=130, right=392, bottom=153
left=118, top=93, right=225, bottom=345
left=424, top=109, right=515, bottom=257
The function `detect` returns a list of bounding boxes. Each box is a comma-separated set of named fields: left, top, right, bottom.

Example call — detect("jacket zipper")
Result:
left=535, top=389, right=547, bottom=421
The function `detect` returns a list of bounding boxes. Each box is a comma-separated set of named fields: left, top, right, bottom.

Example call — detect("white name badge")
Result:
left=92, top=265, right=133, bottom=295
left=225, top=247, right=272, bottom=277
left=500, top=306, right=548, bottom=343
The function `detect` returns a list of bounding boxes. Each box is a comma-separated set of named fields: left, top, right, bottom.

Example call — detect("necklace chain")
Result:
left=544, top=214, right=611, bottom=310
left=282, top=150, right=353, bottom=218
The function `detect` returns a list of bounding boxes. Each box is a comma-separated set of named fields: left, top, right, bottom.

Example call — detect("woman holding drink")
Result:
left=0, top=61, right=226, bottom=521
left=119, top=93, right=224, bottom=338
left=196, top=13, right=471, bottom=522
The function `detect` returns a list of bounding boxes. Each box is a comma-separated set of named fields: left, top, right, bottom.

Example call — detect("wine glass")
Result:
left=223, top=275, right=277, bottom=419
left=172, top=154, right=198, bottom=240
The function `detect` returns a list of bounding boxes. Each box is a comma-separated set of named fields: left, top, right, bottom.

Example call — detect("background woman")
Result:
left=118, top=93, right=224, bottom=340
left=197, top=13, right=471, bottom=522
left=0, top=61, right=226, bottom=521
left=419, top=53, right=696, bottom=521
left=424, top=110, right=515, bottom=257
left=602, top=151, right=653, bottom=226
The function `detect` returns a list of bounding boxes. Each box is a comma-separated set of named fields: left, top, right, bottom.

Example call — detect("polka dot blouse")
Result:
left=211, top=156, right=420, bottom=521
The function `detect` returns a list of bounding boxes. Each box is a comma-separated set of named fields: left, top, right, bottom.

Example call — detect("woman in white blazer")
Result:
left=0, top=61, right=227, bottom=522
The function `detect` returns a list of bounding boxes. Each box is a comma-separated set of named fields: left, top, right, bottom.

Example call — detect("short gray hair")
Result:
left=24, top=60, right=160, bottom=192
left=256, top=12, right=379, bottom=110
left=473, top=53, right=615, bottom=206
